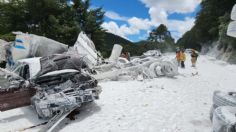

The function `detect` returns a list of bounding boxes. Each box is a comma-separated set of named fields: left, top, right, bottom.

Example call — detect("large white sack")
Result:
left=12, top=32, right=68, bottom=61
left=231, top=4, right=236, bottom=20
left=227, top=21, right=236, bottom=38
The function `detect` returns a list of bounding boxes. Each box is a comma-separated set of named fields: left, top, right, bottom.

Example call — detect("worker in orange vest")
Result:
left=179, top=49, right=186, bottom=68
left=176, top=48, right=181, bottom=66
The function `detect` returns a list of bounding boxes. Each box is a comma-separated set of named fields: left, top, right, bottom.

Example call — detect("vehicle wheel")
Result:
left=149, top=62, right=162, bottom=77
left=160, top=61, right=178, bottom=77
left=210, top=91, right=236, bottom=122
left=212, top=106, right=236, bottom=132
left=213, top=91, right=236, bottom=108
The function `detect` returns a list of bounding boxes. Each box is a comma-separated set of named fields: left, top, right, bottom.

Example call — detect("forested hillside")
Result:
left=177, top=0, right=236, bottom=63
left=0, top=0, right=106, bottom=50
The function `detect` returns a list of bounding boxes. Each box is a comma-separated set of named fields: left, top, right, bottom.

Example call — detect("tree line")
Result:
left=177, top=0, right=236, bottom=51
left=0, top=0, right=105, bottom=49
left=0, top=0, right=176, bottom=57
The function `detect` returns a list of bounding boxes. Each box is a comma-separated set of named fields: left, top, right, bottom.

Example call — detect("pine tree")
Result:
left=0, top=0, right=105, bottom=49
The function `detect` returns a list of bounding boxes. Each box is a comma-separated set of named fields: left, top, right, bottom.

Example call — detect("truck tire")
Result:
left=210, top=91, right=236, bottom=122
left=160, top=61, right=178, bottom=77
left=213, top=91, right=236, bottom=107
left=149, top=62, right=163, bottom=77
left=212, top=106, right=236, bottom=132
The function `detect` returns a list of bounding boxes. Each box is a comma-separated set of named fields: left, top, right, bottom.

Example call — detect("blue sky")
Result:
left=90, top=0, right=202, bottom=42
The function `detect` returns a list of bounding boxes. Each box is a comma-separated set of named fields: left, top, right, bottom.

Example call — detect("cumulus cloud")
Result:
left=139, top=0, right=201, bottom=40
left=102, top=15, right=153, bottom=40
left=128, top=17, right=152, bottom=30
left=101, top=21, right=139, bottom=39
left=105, top=11, right=128, bottom=21
left=102, top=0, right=201, bottom=41
left=140, top=0, right=201, bottom=14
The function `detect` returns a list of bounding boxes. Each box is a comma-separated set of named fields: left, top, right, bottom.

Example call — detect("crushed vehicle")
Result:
left=0, top=55, right=101, bottom=131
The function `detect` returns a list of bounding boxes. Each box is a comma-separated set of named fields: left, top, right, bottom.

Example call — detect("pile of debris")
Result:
left=0, top=31, right=178, bottom=131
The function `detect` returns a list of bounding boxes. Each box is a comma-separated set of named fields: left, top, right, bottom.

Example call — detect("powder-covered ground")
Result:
left=0, top=55, right=236, bottom=132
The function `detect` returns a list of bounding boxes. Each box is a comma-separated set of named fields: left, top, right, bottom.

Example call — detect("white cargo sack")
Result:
left=227, top=21, right=236, bottom=38
left=231, top=4, right=236, bottom=20
left=109, top=44, right=123, bottom=63
left=12, top=32, right=68, bottom=61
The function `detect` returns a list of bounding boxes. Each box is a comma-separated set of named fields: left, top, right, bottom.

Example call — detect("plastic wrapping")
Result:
left=73, top=32, right=98, bottom=67
left=32, top=70, right=100, bottom=119
left=93, top=56, right=178, bottom=81
left=213, top=106, right=236, bottom=132
left=143, top=50, right=161, bottom=57
left=37, top=54, right=88, bottom=76
left=0, top=68, right=24, bottom=91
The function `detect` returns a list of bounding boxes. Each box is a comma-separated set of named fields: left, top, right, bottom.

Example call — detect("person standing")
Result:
left=179, top=49, right=186, bottom=68
left=191, top=49, right=198, bottom=67
left=176, top=49, right=181, bottom=66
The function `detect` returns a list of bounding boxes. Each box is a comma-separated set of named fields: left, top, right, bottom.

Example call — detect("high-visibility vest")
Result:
left=176, top=52, right=181, bottom=61
left=180, top=52, right=186, bottom=61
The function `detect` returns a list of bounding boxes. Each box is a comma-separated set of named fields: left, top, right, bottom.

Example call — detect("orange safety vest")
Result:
left=179, top=52, right=186, bottom=61
left=176, top=52, right=181, bottom=61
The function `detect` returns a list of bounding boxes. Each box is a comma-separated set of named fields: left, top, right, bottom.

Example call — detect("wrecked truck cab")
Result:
left=0, top=55, right=101, bottom=119
left=31, top=69, right=101, bottom=119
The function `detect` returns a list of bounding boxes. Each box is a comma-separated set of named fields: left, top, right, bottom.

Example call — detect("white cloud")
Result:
left=140, top=0, right=201, bottom=14
left=102, top=14, right=154, bottom=40
left=105, top=11, right=128, bottom=21
left=139, top=0, right=201, bottom=40
left=128, top=17, right=152, bottom=30
left=103, top=0, right=201, bottom=41
left=101, top=21, right=139, bottom=39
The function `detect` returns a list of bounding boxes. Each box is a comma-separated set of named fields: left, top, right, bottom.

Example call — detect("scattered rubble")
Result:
left=0, top=31, right=178, bottom=131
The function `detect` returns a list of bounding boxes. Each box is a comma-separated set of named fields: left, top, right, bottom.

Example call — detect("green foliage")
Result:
left=148, top=24, right=174, bottom=43
left=176, top=27, right=202, bottom=51
left=146, top=24, right=175, bottom=52
left=0, top=33, right=15, bottom=41
left=0, top=0, right=105, bottom=47
left=177, top=0, right=236, bottom=50
left=103, top=32, right=176, bottom=57
left=102, top=32, right=136, bottom=57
